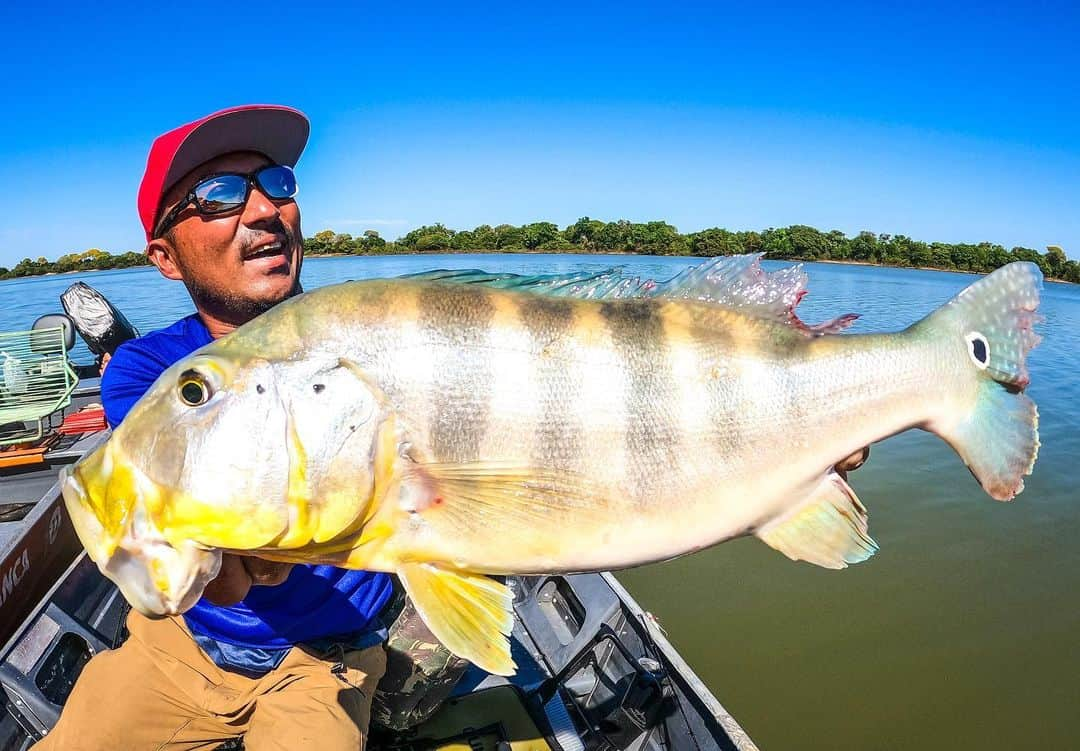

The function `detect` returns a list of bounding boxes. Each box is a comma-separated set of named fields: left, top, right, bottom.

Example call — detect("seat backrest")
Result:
left=32, top=314, right=76, bottom=353
left=0, top=326, right=79, bottom=445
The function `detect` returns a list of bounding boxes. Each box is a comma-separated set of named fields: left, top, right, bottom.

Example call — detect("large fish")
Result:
left=61, top=256, right=1042, bottom=675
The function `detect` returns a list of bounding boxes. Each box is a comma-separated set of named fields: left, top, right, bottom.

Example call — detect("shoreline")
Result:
left=804, top=257, right=1076, bottom=283
left=2, top=251, right=1075, bottom=285
left=809, top=258, right=981, bottom=274
left=306, top=253, right=1080, bottom=287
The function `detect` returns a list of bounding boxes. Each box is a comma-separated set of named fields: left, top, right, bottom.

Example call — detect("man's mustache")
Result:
left=237, top=218, right=298, bottom=254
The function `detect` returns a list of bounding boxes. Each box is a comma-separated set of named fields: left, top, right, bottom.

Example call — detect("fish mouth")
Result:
left=60, top=444, right=222, bottom=617
left=61, top=466, right=99, bottom=553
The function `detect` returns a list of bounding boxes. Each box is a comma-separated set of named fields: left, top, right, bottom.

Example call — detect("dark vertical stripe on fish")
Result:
left=418, top=284, right=496, bottom=462
left=691, top=323, right=743, bottom=458
left=519, top=295, right=585, bottom=472
left=600, top=300, right=679, bottom=499
left=339, top=281, right=404, bottom=375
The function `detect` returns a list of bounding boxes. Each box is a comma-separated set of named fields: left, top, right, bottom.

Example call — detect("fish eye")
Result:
left=178, top=370, right=213, bottom=406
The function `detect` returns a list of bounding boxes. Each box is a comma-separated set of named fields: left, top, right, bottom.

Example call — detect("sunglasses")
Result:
left=153, top=164, right=298, bottom=238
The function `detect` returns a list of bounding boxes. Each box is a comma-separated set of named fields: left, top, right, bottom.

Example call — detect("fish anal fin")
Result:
left=397, top=563, right=516, bottom=676
left=757, top=472, right=878, bottom=569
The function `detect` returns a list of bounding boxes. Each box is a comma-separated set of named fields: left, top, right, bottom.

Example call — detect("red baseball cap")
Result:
left=137, top=104, right=310, bottom=242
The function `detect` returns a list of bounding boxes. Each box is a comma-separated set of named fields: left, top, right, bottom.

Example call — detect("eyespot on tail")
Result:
left=922, top=262, right=1042, bottom=500
left=933, top=261, right=1042, bottom=388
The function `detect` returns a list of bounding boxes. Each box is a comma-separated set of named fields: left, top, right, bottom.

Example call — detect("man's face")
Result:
left=150, top=151, right=304, bottom=325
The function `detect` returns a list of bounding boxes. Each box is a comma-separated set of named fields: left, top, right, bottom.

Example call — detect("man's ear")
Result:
left=146, top=237, right=184, bottom=281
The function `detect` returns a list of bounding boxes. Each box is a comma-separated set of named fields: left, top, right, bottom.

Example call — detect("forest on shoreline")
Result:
left=2, top=219, right=1075, bottom=283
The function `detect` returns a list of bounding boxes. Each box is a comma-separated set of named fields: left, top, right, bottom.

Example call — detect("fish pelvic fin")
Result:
left=757, top=471, right=878, bottom=569
left=397, top=563, right=516, bottom=676
left=919, top=262, right=1042, bottom=501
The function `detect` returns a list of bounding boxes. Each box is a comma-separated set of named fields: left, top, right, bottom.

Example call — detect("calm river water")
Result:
left=1, top=254, right=1077, bottom=750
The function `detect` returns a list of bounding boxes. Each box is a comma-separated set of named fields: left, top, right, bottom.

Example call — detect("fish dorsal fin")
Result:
left=756, top=471, right=878, bottom=569
left=397, top=563, right=516, bottom=676
left=401, top=267, right=646, bottom=299
left=647, top=255, right=858, bottom=334
left=406, top=255, right=857, bottom=335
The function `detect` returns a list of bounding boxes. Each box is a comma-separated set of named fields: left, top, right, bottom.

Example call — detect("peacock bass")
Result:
left=61, top=256, right=1042, bottom=675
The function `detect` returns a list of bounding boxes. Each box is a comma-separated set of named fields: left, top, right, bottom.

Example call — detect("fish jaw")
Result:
left=60, top=442, right=221, bottom=616
left=100, top=509, right=222, bottom=617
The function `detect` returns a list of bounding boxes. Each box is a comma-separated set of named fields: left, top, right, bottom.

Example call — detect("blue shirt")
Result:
left=101, top=313, right=393, bottom=673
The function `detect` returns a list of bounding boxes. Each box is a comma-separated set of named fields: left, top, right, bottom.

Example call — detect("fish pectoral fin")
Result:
left=397, top=563, right=516, bottom=676
left=756, top=471, right=878, bottom=569
left=405, top=462, right=609, bottom=527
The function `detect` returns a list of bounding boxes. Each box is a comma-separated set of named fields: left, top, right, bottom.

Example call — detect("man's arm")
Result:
left=100, top=344, right=159, bottom=430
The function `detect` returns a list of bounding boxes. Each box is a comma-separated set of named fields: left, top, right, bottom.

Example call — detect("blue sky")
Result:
left=1, top=1, right=1078, bottom=268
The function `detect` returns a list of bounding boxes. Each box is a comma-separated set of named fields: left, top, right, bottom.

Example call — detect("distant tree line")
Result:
left=303, top=221, right=1077, bottom=282
left=0, top=248, right=149, bottom=279
left=2, top=221, right=1075, bottom=283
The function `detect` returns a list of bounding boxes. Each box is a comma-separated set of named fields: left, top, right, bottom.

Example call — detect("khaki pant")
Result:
left=34, top=611, right=387, bottom=751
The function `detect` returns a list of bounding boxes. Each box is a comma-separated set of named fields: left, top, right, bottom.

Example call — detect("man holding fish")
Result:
left=42, top=102, right=1041, bottom=749
left=39, top=105, right=396, bottom=750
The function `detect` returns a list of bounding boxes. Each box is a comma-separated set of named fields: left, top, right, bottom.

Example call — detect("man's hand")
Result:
left=202, top=555, right=294, bottom=606
left=835, top=446, right=870, bottom=480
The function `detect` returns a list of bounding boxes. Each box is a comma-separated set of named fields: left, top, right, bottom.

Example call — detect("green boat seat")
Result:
left=0, top=322, right=79, bottom=447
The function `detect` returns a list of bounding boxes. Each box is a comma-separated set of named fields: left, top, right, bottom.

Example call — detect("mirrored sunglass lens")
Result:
left=257, top=166, right=297, bottom=199
left=194, top=175, right=248, bottom=213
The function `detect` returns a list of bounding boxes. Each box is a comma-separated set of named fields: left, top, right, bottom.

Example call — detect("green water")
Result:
left=614, top=266, right=1080, bottom=750
left=2, top=254, right=1076, bottom=749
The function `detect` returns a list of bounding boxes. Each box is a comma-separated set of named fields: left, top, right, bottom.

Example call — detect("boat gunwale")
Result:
left=603, top=572, right=760, bottom=751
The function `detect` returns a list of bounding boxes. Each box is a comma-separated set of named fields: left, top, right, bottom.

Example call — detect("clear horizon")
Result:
left=1, top=2, right=1077, bottom=269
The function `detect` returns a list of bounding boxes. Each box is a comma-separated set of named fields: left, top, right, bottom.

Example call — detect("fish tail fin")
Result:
left=919, top=262, right=1042, bottom=500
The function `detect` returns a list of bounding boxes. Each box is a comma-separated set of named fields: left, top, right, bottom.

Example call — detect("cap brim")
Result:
left=162, top=106, right=309, bottom=195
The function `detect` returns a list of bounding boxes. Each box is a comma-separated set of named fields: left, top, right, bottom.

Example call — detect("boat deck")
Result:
left=0, top=433, right=105, bottom=551
left=1, top=380, right=105, bottom=527
left=0, top=375, right=759, bottom=750
left=0, top=379, right=109, bottom=643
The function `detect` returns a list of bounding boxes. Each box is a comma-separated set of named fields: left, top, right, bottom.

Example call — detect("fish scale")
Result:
left=599, top=300, right=681, bottom=502
left=518, top=295, right=585, bottom=474
left=418, top=284, right=497, bottom=463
